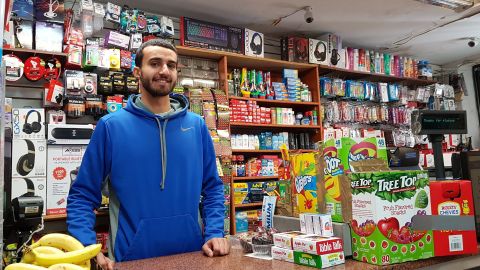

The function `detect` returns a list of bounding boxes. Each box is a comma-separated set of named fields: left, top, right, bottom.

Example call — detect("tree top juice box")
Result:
left=291, top=152, right=318, bottom=214
left=350, top=170, right=434, bottom=265
left=323, top=137, right=387, bottom=222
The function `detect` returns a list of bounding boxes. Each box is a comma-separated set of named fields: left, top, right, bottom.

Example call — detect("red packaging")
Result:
left=430, top=180, right=478, bottom=256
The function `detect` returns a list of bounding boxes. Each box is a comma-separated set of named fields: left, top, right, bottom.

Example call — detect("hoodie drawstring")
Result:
left=155, top=118, right=169, bottom=190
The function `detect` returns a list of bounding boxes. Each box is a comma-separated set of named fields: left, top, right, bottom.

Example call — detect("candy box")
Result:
left=294, top=251, right=345, bottom=268
left=430, top=180, right=478, bottom=256
left=272, top=246, right=294, bottom=262
left=350, top=170, right=433, bottom=265
left=291, top=152, right=318, bottom=214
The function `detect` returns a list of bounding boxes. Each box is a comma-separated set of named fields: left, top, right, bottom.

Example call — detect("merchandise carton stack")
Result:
left=272, top=214, right=345, bottom=268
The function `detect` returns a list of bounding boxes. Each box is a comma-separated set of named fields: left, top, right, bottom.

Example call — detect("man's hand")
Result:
left=96, top=252, right=115, bottom=270
left=202, top=237, right=231, bottom=257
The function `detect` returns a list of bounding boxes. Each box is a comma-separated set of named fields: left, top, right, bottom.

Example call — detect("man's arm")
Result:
left=200, top=122, right=225, bottom=242
left=67, top=118, right=112, bottom=246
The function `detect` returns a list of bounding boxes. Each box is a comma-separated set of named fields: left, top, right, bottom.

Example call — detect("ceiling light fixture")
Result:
left=416, top=0, right=474, bottom=11
left=272, top=6, right=313, bottom=26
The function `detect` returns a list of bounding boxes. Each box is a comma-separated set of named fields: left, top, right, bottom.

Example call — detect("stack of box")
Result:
left=230, top=100, right=272, bottom=124
left=284, top=78, right=301, bottom=102
left=11, top=109, right=47, bottom=215
left=272, top=82, right=288, bottom=101
left=272, top=214, right=345, bottom=268
left=233, top=181, right=279, bottom=205
left=235, top=209, right=262, bottom=233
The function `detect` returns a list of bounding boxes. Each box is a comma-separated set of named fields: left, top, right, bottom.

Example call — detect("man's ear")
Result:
left=133, top=66, right=141, bottom=79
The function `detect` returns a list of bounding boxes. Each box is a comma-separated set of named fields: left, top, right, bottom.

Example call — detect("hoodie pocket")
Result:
left=122, top=214, right=203, bottom=261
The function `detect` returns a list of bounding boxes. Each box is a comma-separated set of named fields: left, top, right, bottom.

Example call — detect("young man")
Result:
left=67, top=39, right=230, bottom=270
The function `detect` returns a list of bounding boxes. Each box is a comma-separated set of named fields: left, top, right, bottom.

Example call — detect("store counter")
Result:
left=115, top=242, right=478, bottom=270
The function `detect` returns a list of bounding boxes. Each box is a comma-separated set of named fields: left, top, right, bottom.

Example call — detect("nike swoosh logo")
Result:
left=181, top=126, right=194, bottom=132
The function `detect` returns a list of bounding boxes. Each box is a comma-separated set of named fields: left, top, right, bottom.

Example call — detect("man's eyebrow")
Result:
left=148, top=57, right=177, bottom=64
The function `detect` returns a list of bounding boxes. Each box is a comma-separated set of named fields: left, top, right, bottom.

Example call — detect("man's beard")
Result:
left=140, top=76, right=174, bottom=97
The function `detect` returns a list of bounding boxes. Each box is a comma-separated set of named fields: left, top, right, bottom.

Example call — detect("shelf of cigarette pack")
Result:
left=317, top=64, right=436, bottom=86
left=229, top=97, right=318, bottom=108
left=176, top=46, right=316, bottom=72
left=234, top=202, right=263, bottom=209
left=43, top=210, right=108, bottom=221
left=3, top=47, right=68, bottom=58
left=232, top=176, right=279, bottom=181
left=231, top=149, right=316, bottom=154
left=230, top=122, right=321, bottom=130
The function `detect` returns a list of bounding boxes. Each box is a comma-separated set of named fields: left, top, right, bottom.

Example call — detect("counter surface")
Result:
left=115, top=243, right=476, bottom=270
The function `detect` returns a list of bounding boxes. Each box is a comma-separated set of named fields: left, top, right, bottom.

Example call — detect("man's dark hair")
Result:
left=135, top=39, right=177, bottom=67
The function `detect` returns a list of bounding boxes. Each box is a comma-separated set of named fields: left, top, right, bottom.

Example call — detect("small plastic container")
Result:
left=252, top=244, right=274, bottom=256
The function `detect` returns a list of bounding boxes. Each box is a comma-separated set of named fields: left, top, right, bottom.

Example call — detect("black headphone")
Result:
left=23, top=110, right=42, bottom=134
left=16, top=139, right=35, bottom=176
left=331, top=48, right=341, bottom=66
left=250, top=32, right=263, bottom=55
left=22, top=178, right=35, bottom=196
left=314, top=41, right=326, bottom=61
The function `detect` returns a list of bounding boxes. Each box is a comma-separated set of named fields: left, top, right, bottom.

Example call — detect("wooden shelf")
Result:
left=317, top=64, right=436, bottom=86
left=230, top=122, right=321, bottom=130
left=3, top=47, right=68, bottom=58
left=231, top=149, right=316, bottom=153
left=229, top=97, right=318, bottom=108
left=6, top=82, right=46, bottom=89
left=44, top=211, right=108, bottom=221
left=234, top=202, right=263, bottom=209
left=176, top=46, right=316, bottom=72
left=233, top=176, right=279, bottom=181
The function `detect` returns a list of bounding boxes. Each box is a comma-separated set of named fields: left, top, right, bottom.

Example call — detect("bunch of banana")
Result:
left=5, top=233, right=102, bottom=270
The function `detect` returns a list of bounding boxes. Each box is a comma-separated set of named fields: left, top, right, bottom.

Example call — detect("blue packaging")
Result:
left=283, top=69, right=298, bottom=79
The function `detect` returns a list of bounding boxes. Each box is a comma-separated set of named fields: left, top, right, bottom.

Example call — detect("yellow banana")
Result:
left=5, top=263, right=48, bottom=270
left=22, top=246, right=65, bottom=264
left=48, top=263, right=86, bottom=270
left=34, top=244, right=101, bottom=267
left=32, top=234, right=84, bottom=252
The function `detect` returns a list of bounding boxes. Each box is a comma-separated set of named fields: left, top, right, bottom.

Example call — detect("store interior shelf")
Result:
left=2, top=47, right=68, bottom=58
left=6, top=82, right=46, bottom=89
left=230, top=122, right=321, bottom=130
left=229, top=97, right=319, bottom=107
left=317, top=64, right=436, bottom=86
left=233, top=176, right=279, bottom=181
left=176, top=46, right=316, bottom=72
left=231, top=149, right=316, bottom=154
left=43, top=210, right=108, bottom=221
left=234, top=202, right=263, bottom=209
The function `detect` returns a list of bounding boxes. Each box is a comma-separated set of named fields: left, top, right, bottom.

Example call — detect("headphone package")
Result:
left=12, top=108, right=46, bottom=139
left=319, top=33, right=343, bottom=67
left=281, top=36, right=309, bottom=63
left=46, top=145, right=87, bottom=215
left=11, top=139, right=47, bottom=178
left=244, top=28, right=264, bottom=58
left=308, top=38, right=329, bottom=65
left=11, top=177, right=47, bottom=215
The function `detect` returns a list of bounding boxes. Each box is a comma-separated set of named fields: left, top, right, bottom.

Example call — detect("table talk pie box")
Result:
left=271, top=246, right=294, bottom=263
left=292, top=235, right=344, bottom=255
left=293, top=251, right=345, bottom=269
left=273, top=231, right=308, bottom=250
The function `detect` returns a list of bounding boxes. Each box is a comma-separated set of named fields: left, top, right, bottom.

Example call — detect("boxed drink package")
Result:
left=294, top=251, right=345, bottom=268
left=46, top=145, right=87, bottom=215
left=291, top=152, right=318, bottom=214
left=272, top=246, right=294, bottom=262
left=430, top=180, right=478, bottom=256
left=293, top=235, right=343, bottom=255
left=350, top=170, right=434, bottom=265
left=273, top=231, right=307, bottom=250
left=323, top=137, right=387, bottom=222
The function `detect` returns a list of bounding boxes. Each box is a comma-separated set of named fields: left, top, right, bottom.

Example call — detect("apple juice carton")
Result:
left=291, top=152, right=318, bottom=214
left=349, top=170, right=434, bottom=265
left=323, top=137, right=388, bottom=222
left=430, top=180, right=478, bottom=256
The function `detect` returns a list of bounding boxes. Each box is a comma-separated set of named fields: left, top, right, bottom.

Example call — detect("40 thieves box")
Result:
left=46, top=145, right=86, bottom=215
left=430, top=180, right=478, bottom=256
left=323, top=137, right=387, bottom=222
left=349, top=170, right=434, bottom=265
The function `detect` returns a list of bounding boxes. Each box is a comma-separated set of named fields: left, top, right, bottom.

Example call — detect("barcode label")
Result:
left=449, top=235, right=463, bottom=252
left=326, top=202, right=334, bottom=215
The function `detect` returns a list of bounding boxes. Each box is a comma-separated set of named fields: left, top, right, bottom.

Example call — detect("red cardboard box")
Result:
left=430, top=180, right=478, bottom=256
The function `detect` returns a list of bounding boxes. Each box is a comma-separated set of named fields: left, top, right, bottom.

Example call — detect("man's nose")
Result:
left=158, top=63, right=170, bottom=75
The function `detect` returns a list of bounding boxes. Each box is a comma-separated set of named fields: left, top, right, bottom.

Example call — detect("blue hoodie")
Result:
left=67, top=94, right=225, bottom=262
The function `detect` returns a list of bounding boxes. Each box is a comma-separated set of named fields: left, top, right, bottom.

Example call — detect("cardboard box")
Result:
left=309, top=39, right=329, bottom=65
left=291, top=152, right=318, bottom=214
left=273, top=231, right=307, bottom=250
left=11, top=177, right=47, bottom=215
left=350, top=170, right=434, bottom=265
left=46, top=145, right=86, bottom=215
left=430, top=180, right=478, bottom=256
left=244, top=28, right=264, bottom=58
left=12, top=139, right=47, bottom=178
left=47, top=124, right=94, bottom=145
left=294, top=251, right=345, bottom=268
left=12, top=108, right=46, bottom=140
left=272, top=246, right=294, bottom=262
left=233, top=183, right=249, bottom=205
left=293, top=235, right=343, bottom=255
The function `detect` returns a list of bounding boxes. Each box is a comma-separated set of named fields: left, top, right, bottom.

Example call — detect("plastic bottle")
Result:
left=380, top=53, right=384, bottom=74
left=231, top=155, right=237, bottom=177
left=374, top=52, right=380, bottom=74
left=365, top=50, right=370, bottom=73
left=237, top=155, right=245, bottom=177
